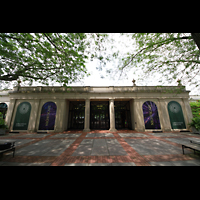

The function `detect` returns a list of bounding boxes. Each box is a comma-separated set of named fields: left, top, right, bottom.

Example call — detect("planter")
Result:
left=0, top=129, right=6, bottom=135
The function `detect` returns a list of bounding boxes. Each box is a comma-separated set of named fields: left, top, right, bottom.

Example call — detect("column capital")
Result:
left=158, top=98, right=167, bottom=103
left=134, top=98, right=141, bottom=102
left=182, top=97, right=190, bottom=100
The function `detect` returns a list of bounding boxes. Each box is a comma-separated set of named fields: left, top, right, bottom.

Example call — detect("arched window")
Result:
left=0, top=103, right=8, bottom=119
left=142, top=101, right=161, bottom=129
left=168, top=101, right=186, bottom=129
left=38, top=102, right=57, bottom=130
left=13, top=102, right=31, bottom=130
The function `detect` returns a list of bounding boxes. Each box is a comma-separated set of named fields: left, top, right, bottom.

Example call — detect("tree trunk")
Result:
left=191, top=33, right=200, bottom=51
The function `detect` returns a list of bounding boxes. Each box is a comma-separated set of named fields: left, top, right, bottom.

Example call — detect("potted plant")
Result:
left=0, top=112, right=7, bottom=135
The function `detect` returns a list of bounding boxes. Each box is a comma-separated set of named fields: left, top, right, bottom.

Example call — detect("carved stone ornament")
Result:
left=132, top=79, right=136, bottom=86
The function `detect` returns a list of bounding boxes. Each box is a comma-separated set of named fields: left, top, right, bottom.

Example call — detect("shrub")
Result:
left=188, top=117, right=200, bottom=131
left=0, top=112, right=7, bottom=129
left=190, top=101, right=200, bottom=118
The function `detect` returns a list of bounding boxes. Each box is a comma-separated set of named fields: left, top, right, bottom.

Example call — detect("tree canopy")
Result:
left=0, top=33, right=109, bottom=88
left=117, top=33, right=200, bottom=89
left=1, top=33, right=200, bottom=92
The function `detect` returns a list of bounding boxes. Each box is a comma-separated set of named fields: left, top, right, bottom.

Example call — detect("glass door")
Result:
left=114, top=101, right=132, bottom=129
left=68, top=101, right=85, bottom=129
left=90, top=101, right=109, bottom=130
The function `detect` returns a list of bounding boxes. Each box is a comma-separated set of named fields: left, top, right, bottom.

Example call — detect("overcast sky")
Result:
left=71, top=60, right=199, bottom=95
left=68, top=34, right=165, bottom=87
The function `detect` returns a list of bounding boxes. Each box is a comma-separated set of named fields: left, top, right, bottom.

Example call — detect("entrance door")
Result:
left=115, top=101, right=132, bottom=129
left=90, top=101, right=109, bottom=130
left=68, top=101, right=85, bottom=129
left=38, top=101, right=57, bottom=130
left=13, top=102, right=31, bottom=130
left=142, top=101, right=161, bottom=129
left=168, top=101, right=186, bottom=129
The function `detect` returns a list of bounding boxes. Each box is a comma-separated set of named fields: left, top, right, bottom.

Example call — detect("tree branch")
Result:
left=0, top=74, right=19, bottom=81
left=121, top=35, right=193, bottom=71
left=42, top=33, right=62, bottom=54
left=3, top=34, right=38, bottom=43
left=161, top=59, right=200, bottom=64
left=3, top=34, right=35, bottom=52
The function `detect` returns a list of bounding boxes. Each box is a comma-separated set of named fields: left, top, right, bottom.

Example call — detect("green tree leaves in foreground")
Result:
left=118, top=33, right=200, bottom=89
left=0, top=33, right=109, bottom=88
left=190, top=101, right=200, bottom=118
left=1, top=33, right=200, bottom=91
left=188, top=100, right=200, bottom=131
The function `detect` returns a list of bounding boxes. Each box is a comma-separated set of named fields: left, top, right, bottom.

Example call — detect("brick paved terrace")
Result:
left=1, top=130, right=200, bottom=166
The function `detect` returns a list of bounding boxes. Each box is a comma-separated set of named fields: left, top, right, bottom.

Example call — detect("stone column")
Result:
left=182, top=98, right=193, bottom=130
left=156, top=99, right=166, bottom=131
left=130, top=99, right=135, bottom=130
left=65, top=100, right=70, bottom=130
left=158, top=98, right=171, bottom=132
left=134, top=98, right=145, bottom=132
left=28, top=99, right=40, bottom=133
left=83, top=99, right=90, bottom=132
left=5, top=99, right=16, bottom=131
left=109, top=99, right=117, bottom=132
left=54, top=100, right=67, bottom=132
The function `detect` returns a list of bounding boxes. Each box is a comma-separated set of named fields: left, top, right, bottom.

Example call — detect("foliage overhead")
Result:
left=117, top=33, right=200, bottom=89
left=0, top=33, right=110, bottom=88
left=1, top=33, right=200, bottom=91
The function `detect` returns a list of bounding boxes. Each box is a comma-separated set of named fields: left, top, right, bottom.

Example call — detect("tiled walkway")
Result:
left=1, top=130, right=200, bottom=166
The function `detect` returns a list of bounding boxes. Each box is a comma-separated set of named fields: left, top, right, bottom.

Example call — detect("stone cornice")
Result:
left=9, top=85, right=188, bottom=94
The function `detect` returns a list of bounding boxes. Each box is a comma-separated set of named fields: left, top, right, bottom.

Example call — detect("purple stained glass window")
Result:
left=39, top=102, right=57, bottom=130
left=142, top=101, right=161, bottom=129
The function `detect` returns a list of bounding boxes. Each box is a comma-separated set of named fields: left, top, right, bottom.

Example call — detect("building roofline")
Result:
left=8, top=85, right=189, bottom=94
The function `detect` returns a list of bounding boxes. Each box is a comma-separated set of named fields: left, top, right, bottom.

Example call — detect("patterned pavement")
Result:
left=1, top=130, right=200, bottom=166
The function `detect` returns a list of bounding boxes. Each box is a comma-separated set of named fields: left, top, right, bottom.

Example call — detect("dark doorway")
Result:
left=90, top=101, right=109, bottom=130
left=68, top=101, right=85, bottom=129
left=115, top=101, right=132, bottom=129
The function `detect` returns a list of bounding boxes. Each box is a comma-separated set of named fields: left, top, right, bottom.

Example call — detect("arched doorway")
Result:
left=13, top=102, right=31, bottom=130
left=168, top=101, right=186, bottom=129
left=142, top=101, right=161, bottom=129
left=38, top=102, right=57, bottom=130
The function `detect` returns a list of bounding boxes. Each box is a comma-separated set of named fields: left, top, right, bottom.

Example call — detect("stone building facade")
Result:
left=5, top=85, right=193, bottom=133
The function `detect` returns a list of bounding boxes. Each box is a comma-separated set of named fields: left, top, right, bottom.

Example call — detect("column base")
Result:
left=135, top=128, right=145, bottom=132
left=83, top=129, right=91, bottom=132
left=54, top=129, right=64, bottom=133
left=162, top=128, right=171, bottom=132
left=109, top=128, right=117, bottom=132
